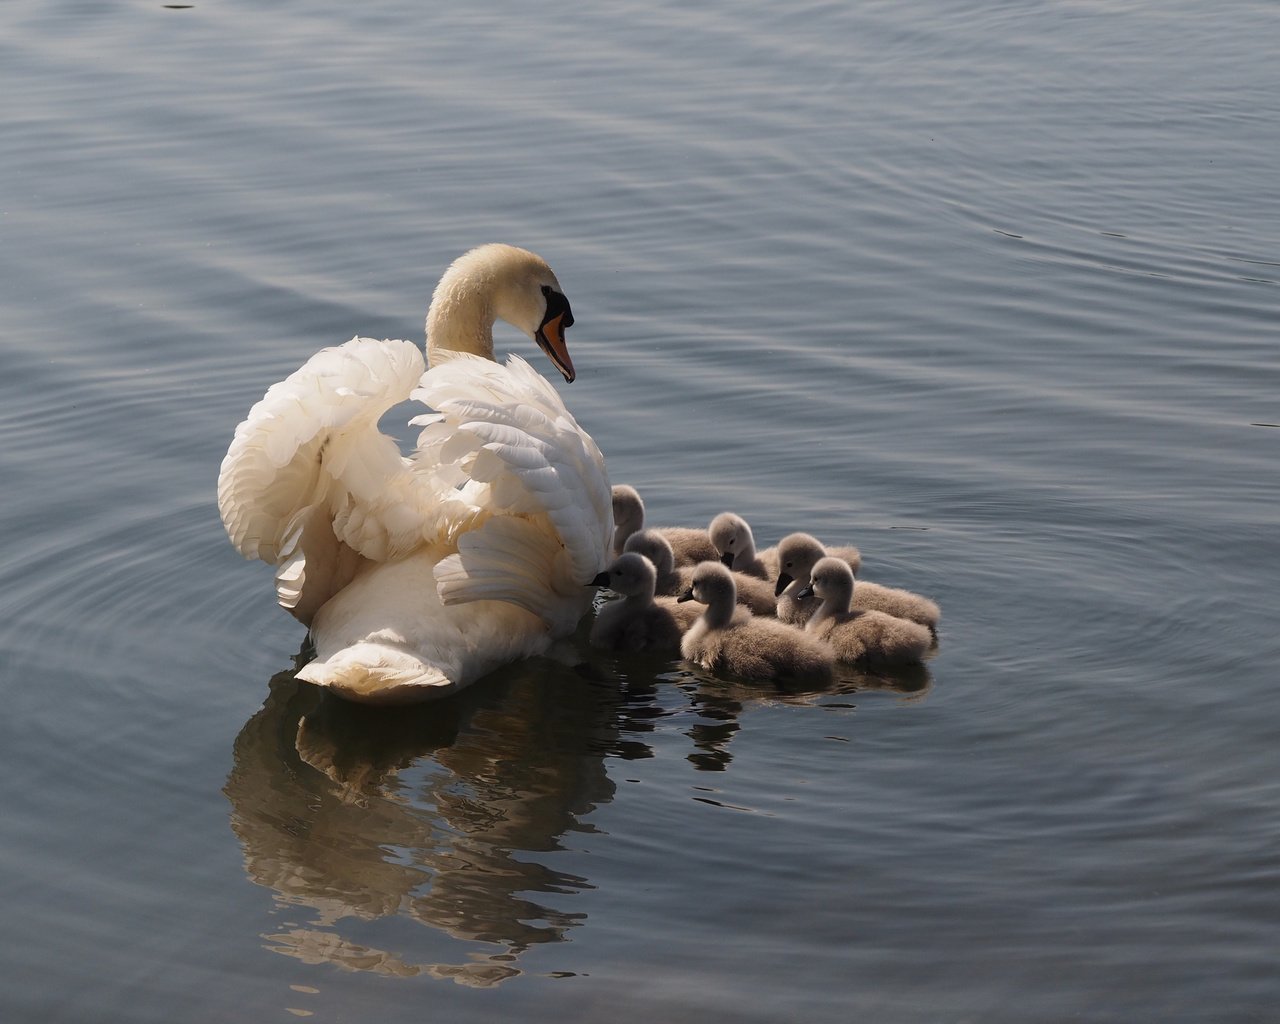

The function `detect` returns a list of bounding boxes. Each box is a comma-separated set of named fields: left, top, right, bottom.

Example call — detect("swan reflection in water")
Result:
left=225, top=644, right=931, bottom=984
left=224, top=649, right=640, bottom=987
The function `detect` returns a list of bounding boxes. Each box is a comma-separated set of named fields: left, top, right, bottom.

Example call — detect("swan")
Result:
left=217, top=244, right=612, bottom=704
left=587, top=553, right=685, bottom=655
left=623, top=528, right=778, bottom=616
left=611, top=484, right=718, bottom=565
left=800, top=558, right=931, bottom=667
left=774, top=533, right=938, bottom=634
left=677, top=563, right=833, bottom=685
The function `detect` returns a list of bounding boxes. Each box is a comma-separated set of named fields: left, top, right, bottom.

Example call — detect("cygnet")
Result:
left=708, top=512, right=779, bottom=580
left=611, top=484, right=718, bottom=565
left=588, top=553, right=685, bottom=654
left=626, top=528, right=778, bottom=616
left=801, top=558, right=931, bottom=667
left=775, top=533, right=936, bottom=634
left=677, top=563, right=833, bottom=685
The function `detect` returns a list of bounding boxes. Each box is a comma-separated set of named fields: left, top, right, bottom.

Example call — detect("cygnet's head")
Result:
left=623, top=528, right=675, bottom=577
left=709, top=512, right=755, bottom=569
left=774, top=533, right=826, bottom=596
left=611, top=485, right=646, bottom=537
left=677, top=561, right=737, bottom=606
left=589, top=552, right=657, bottom=600
left=806, top=556, right=855, bottom=612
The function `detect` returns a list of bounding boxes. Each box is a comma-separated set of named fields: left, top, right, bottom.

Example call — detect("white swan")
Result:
left=217, top=244, right=612, bottom=704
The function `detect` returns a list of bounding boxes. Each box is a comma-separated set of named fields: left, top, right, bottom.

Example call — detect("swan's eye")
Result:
left=540, top=286, right=575, bottom=330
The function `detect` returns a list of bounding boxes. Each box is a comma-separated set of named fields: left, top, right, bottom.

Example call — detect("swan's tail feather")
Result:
left=433, top=517, right=564, bottom=619
left=296, top=641, right=460, bottom=705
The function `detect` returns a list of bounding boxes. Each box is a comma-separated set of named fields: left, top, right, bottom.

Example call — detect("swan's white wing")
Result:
left=217, top=337, right=434, bottom=623
left=410, top=353, right=612, bottom=628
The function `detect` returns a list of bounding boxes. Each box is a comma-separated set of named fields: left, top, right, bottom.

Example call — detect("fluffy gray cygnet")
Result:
left=611, top=484, right=718, bottom=565
left=588, top=552, right=686, bottom=654
left=625, top=528, right=778, bottom=616
left=800, top=557, right=932, bottom=667
left=677, top=563, right=833, bottom=685
left=775, top=533, right=936, bottom=636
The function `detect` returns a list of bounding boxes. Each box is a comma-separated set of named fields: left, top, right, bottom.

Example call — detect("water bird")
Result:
left=800, top=558, right=931, bottom=667
left=677, top=563, right=833, bottom=685
left=588, top=553, right=686, bottom=654
left=775, top=533, right=936, bottom=634
left=611, top=484, right=718, bottom=565
left=624, top=528, right=778, bottom=615
left=709, top=512, right=775, bottom=579
left=217, top=244, right=612, bottom=703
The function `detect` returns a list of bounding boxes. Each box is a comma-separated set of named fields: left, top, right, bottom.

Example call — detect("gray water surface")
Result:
left=2, top=1, right=1278, bottom=1021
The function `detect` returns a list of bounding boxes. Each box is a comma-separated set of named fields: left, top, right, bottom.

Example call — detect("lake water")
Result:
left=2, top=0, right=1277, bottom=1020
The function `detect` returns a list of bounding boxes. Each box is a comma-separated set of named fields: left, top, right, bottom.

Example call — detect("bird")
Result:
left=774, top=533, right=938, bottom=635
left=620, top=529, right=685, bottom=597
left=611, top=484, right=718, bottom=565
left=708, top=512, right=782, bottom=581
left=799, top=558, right=931, bottom=667
left=677, top=563, right=833, bottom=685
left=587, top=553, right=686, bottom=654
left=217, top=244, right=612, bottom=704
left=624, top=528, right=778, bottom=616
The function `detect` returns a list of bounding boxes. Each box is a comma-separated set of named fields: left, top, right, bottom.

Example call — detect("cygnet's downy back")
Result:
left=803, top=557, right=931, bottom=667
left=678, top=563, right=832, bottom=685
left=589, top=552, right=684, bottom=655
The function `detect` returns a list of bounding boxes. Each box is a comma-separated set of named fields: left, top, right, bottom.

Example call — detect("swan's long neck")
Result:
left=425, top=262, right=498, bottom=365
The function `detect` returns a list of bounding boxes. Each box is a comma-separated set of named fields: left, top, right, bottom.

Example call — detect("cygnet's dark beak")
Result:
left=774, top=572, right=794, bottom=597
left=588, top=570, right=610, bottom=587
left=676, top=587, right=695, bottom=603
left=719, top=552, right=735, bottom=568
left=795, top=584, right=814, bottom=600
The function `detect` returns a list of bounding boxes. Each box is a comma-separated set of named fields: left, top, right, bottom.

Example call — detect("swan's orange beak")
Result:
left=536, top=314, right=576, bottom=383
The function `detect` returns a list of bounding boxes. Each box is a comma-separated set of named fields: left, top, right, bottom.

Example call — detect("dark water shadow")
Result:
left=225, top=638, right=932, bottom=983
left=673, top=661, right=934, bottom=772
left=223, top=650, right=646, bottom=986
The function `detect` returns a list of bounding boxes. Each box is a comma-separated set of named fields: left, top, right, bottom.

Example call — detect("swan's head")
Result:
left=803, top=556, right=855, bottom=612
left=623, top=528, right=675, bottom=577
left=709, top=512, right=755, bottom=570
left=774, top=532, right=826, bottom=597
left=431, top=243, right=577, bottom=382
left=490, top=245, right=576, bottom=382
left=590, top=552, right=657, bottom=600
left=677, top=561, right=737, bottom=607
